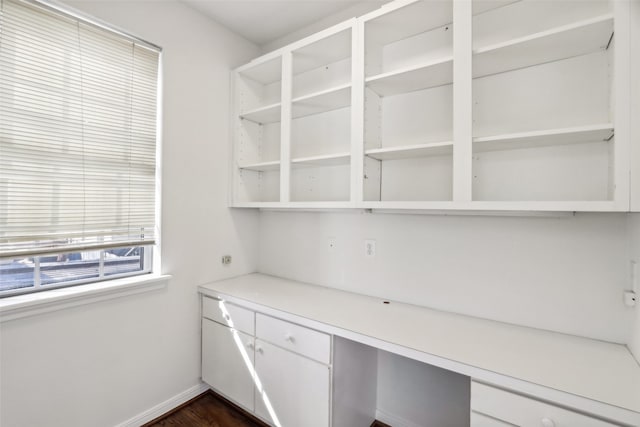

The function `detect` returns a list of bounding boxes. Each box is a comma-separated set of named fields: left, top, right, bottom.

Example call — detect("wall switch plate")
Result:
left=221, top=255, right=232, bottom=265
left=364, top=239, right=376, bottom=258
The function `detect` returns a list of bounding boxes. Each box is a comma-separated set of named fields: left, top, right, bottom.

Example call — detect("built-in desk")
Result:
left=199, top=273, right=640, bottom=426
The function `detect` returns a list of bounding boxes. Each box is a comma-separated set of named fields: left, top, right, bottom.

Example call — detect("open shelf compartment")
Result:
left=474, top=12, right=613, bottom=78
left=292, top=84, right=351, bottom=119
left=366, top=56, right=453, bottom=97
left=366, top=141, right=453, bottom=161
left=474, top=124, right=614, bottom=152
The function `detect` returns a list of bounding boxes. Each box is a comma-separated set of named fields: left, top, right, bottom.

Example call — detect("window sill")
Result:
left=0, top=274, right=171, bottom=322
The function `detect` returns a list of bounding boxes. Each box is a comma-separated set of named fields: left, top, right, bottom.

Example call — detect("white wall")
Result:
left=258, top=211, right=632, bottom=343
left=628, top=214, right=640, bottom=362
left=0, top=2, right=260, bottom=426
left=376, top=350, right=469, bottom=427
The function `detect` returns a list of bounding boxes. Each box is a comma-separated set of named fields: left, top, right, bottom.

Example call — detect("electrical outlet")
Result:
left=221, top=255, right=232, bottom=265
left=328, top=237, right=337, bottom=252
left=364, top=239, right=376, bottom=258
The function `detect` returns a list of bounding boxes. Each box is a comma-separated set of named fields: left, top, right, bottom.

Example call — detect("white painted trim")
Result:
left=114, top=382, right=210, bottom=427
left=0, top=274, right=171, bottom=322
left=453, top=0, right=472, bottom=202
left=351, top=19, right=364, bottom=203
left=375, top=408, right=425, bottom=427
left=359, top=0, right=418, bottom=23
left=280, top=52, right=292, bottom=203
left=613, top=1, right=631, bottom=210
left=629, top=0, right=640, bottom=211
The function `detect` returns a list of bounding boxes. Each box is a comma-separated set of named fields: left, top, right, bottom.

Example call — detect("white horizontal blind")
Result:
left=0, top=0, right=160, bottom=258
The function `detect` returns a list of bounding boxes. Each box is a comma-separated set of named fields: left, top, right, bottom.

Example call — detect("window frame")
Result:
left=0, top=245, right=154, bottom=297
left=0, top=0, right=164, bottom=298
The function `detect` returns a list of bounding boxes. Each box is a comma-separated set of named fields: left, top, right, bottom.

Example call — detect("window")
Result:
left=0, top=0, right=161, bottom=296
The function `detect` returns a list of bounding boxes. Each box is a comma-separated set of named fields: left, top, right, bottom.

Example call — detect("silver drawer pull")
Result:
left=247, top=342, right=254, bottom=350
left=285, top=334, right=295, bottom=343
left=256, top=346, right=264, bottom=354
left=541, top=418, right=555, bottom=427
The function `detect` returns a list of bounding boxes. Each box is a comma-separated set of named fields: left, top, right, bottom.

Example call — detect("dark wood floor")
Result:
left=143, top=390, right=392, bottom=427
left=143, top=391, right=268, bottom=427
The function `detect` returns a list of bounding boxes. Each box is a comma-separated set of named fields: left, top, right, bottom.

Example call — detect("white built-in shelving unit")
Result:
left=230, top=0, right=636, bottom=212
left=363, top=0, right=454, bottom=203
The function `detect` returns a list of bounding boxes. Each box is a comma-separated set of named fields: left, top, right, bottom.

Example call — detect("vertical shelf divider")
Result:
left=351, top=20, right=365, bottom=204
left=280, top=52, right=293, bottom=203
left=613, top=0, right=630, bottom=210
left=630, top=0, right=640, bottom=212
left=452, top=0, right=473, bottom=203
left=229, top=69, right=238, bottom=206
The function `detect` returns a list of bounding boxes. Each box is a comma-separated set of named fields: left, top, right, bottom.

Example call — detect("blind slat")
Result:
left=0, top=0, right=160, bottom=257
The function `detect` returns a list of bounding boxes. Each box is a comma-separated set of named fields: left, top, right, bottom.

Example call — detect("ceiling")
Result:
left=180, top=0, right=382, bottom=47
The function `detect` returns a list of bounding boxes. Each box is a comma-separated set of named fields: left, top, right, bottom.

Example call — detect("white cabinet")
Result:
left=202, top=319, right=256, bottom=411
left=256, top=313, right=331, bottom=364
left=254, top=339, right=331, bottom=427
left=232, top=20, right=356, bottom=206
left=471, top=0, right=619, bottom=205
left=471, top=381, right=620, bottom=427
left=363, top=0, right=454, bottom=203
left=200, top=278, right=640, bottom=427
left=230, top=0, right=637, bottom=212
left=201, top=296, right=333, bottom=427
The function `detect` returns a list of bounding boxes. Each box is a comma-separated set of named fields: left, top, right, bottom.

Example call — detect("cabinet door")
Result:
left=254, top=339, right=330, bottom=427
left=202, top=319, right=255, bottom=411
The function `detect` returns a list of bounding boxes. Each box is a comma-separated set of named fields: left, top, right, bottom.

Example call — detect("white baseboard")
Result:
left=376, top=408, right=425, bottom=427
left=115, top=382, right=210, bottom=427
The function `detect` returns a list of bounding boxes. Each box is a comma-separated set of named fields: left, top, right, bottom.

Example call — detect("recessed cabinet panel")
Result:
left=254, top=339, right=331, bottom=427
left=202, top=320, right=256, bottom=412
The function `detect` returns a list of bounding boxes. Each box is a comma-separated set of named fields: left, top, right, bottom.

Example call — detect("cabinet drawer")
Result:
left=202, top=296, right=255, bottom=335
left=256, top=313, right=331, bottom=364
left=471, top=411, right=516, bottom=426
left=471, top=382, right=619, bottom=427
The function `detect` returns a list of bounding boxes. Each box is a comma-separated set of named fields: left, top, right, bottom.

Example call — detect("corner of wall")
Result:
left=627, top=213, right=640, bottom=363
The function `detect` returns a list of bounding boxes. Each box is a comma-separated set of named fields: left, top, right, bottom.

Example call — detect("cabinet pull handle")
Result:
left=256, top=346, right=264, bottom=354
left=224, top=314, right=230, bottom=321
left=247, top=342, right=254, bottom=350
left=540, top=418, right=555, bottom=427
left=285, top=334, right=295, bottom=343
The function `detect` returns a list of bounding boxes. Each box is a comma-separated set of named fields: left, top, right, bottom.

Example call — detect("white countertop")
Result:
left=199, top=273, right=640, bottom=417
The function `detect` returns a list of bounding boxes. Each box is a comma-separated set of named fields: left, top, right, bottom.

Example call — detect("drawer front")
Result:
left=202, top=296, right=255, bottom=335
left=471, top=411, right=516, bottom=426
left=256, top=313, right=331, bottom=364
left=471, top=382, right=619, bottom=427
